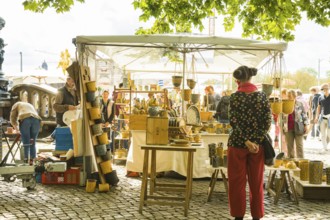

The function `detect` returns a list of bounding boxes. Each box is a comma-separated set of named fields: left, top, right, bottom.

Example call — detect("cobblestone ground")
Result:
left=1, top=162, right=330, bottom=220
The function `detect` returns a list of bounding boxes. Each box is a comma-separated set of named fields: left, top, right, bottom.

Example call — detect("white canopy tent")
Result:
left=75, top=34, right=287, bottom=77
left=74, top=34, right=288, bottom=179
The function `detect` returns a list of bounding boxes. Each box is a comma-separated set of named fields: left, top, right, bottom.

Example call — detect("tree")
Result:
left=22, top=0, right=330, bottom=41
left=132, top=0, right=330, bottom=42
left=298, top=67, right=318, bottom=77
left=326, top=70, right=330, bottom=79
left=283, top=70, right=317, bottom=92
left=23, top=0, right=85, bottom=13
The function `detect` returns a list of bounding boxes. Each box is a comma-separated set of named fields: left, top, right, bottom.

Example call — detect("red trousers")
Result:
left=227, top=146, right=265, bottom=219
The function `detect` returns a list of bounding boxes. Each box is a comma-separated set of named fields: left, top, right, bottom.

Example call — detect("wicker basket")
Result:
left=86, top=81, right=97, bottom=92
left=86, top=179, right=97, bottom=193
left=183, top=89, right=192, bottom=101
left=187, top=79, right=196, bottom=89
left=309, top=160, right=323, bottom=184
left=200, top=111, right=213, bottom=122
left=299, top=160, right=309, bottom=181
left=100, top=160, right=113, bottom=174
left=262, top=84, right=273, bottom=97
left=88, top=107, right=101, bottom=120
left=273, top=77, right=281, bottom=88
left=270, top=101, right=282, bottom=114
left=191, top=94, right=200, bottom=104
left=282, top=99, right=295, bottom=114
left=172, top=76, right=183, bottom=87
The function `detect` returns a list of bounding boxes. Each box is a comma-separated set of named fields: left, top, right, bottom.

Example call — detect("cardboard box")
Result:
left=146, top=117, right=168, bottom=145
left=129, top=114, right=147, bottom=130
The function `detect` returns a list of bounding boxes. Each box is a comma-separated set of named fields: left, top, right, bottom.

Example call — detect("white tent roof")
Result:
left=75, top=34, right=288, bottom=74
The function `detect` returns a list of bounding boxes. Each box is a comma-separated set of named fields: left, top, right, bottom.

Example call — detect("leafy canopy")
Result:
left=23, top=0, right=85, bottom=13
left=133, top=0, right=330, bottom=42
left=22, top=0, right=330, bottom=41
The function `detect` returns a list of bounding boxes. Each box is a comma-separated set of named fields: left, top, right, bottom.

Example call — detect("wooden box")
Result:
left=146, top=117, right=169, bottom=145
left=293, top=176, right=330, bottom=199
left=129, top=115, right=147, bottom=130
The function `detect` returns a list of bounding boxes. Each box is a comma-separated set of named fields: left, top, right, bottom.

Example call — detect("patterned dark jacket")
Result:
left=227, top=91, right=272, bottom=148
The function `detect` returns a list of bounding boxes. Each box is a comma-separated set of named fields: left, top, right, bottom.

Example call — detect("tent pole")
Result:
left=182, top=45, right=186, bottom=116
left=279, top=52, right=283, bottom=153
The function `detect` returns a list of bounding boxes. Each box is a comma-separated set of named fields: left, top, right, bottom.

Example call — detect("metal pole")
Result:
left=182, top=45, right=186, bottom=116
left=20, top=52, right=22, bottom=72
left=318, top=58, right=320, bottom=86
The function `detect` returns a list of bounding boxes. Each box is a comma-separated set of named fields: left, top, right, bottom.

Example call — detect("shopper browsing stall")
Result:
left=203, top=86, right=216, bottom=111
left=10, top=101, right=41, bottom=164
left=100, top=89, right=114, bottom=127
left=213, top=89, right=231, bottom=123
left=309, top=86, right=321, bottom=139
left=227, top=66, right=271, bottom=220
left=315, top=83, right=330, bottom=153
left=282, top=89, right=309, bottom=158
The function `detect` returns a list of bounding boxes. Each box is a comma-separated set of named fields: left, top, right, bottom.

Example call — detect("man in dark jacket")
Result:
left=43, top=76, right=79, bottom=142
left=214, top=90, right=231, bottom=123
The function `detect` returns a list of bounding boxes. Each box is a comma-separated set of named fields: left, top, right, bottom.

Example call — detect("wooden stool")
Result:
left=207, top=166, right=228, bottom=202
left=139, top=144, right=200, bottom=217
left=266, top=167, right=299, bottom=205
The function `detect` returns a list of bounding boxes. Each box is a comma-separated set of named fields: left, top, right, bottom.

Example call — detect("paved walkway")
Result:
left=1, top=129, right=330, bottom=220
left=1, top=161, right=330, bottom=220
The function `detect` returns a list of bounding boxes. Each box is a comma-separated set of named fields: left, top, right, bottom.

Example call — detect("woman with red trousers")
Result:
left=227, top=66, right=271, bottom=220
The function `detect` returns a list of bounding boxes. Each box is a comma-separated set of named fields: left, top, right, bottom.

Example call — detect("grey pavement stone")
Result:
left=1, top=154, right=330, bottom=220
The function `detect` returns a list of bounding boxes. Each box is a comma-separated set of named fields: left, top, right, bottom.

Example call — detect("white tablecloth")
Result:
left=126, top=130, right=229, bottom=178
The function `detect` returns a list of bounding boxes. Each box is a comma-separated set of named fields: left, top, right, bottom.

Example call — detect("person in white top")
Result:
left=10, top=101, right=41, bottom=164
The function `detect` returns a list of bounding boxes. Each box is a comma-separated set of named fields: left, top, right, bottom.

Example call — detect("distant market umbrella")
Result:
left=6, top=69, right=66, bottom=85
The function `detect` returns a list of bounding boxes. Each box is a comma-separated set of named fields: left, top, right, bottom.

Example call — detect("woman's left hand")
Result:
left=245, top=140, right=259, bottom=154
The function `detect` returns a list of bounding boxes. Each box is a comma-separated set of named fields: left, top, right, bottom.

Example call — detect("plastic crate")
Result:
left=42, top=168, right=80, bottom=185
left=55, top=127, right=73, bottom=151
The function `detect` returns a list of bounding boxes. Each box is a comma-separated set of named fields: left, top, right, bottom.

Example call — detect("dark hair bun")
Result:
left=233, top=66, right=258, bottom=81
left=249, top=67, right=258, bottom=77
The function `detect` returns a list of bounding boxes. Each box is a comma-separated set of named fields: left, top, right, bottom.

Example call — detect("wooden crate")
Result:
left=293, top=176, right=330, bottom=199
left=129, top=115, right=147, bottom=130
left=146, top=117, right=169, bottom=145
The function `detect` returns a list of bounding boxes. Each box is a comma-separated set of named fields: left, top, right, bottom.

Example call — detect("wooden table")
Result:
left=139, top=144, right=201, bottom=217
left=265, top=166, right=300, bottom=205
left=207, top=166, right=228, bottom=202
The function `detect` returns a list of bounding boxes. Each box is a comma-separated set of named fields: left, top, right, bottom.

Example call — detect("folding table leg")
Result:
left=150, top=149, right=156, bottom=195
left=220, top=169, right=228, bottom=196
left=207, top=169, right=219, bottom=202
left=139, top=149, right=149, bottom=213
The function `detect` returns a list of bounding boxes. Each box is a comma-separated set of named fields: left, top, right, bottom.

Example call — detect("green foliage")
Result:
left=326, top=70, right=330, bottom=79
left=298, top=67, right=318, bottom=76
left=133, top=0, right=330, bottom=42
left=282, top=71, right=318, bottom=93
left=23, top=0, right=85, bottom=13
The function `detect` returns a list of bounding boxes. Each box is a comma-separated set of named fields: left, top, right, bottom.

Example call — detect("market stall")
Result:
left=74, top=34, right=288, bottom=181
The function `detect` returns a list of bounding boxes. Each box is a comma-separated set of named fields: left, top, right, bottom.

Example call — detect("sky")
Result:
left=0, top=0, right=330, bottom=77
